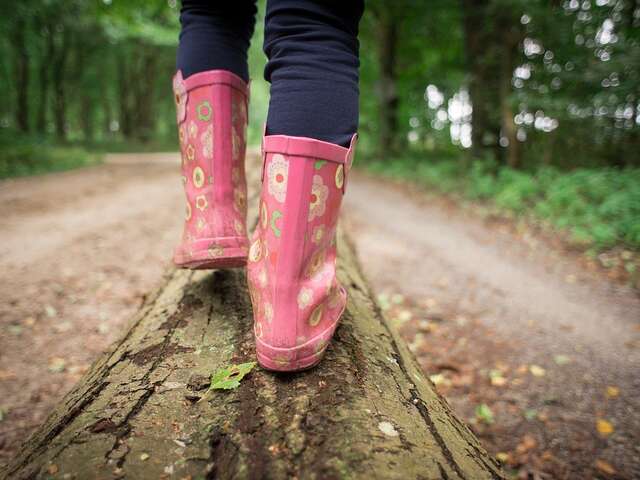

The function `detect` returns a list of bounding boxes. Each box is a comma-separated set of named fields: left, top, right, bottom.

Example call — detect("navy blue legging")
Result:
left=177, top=0, right=364, bottom=147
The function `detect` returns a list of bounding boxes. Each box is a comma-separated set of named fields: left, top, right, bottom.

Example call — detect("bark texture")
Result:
left=1, top=222, right=503, bottom=480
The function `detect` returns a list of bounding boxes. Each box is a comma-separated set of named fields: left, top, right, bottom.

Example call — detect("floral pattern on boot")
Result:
left=173, top=70, right=250, bottom=269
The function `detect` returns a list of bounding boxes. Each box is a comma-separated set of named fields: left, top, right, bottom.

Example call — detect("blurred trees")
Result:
left=359, top=0, right=639, bottom=169
left=0, top=0, right=179, bottom=145
left=0, top=0, right=637, bottom=169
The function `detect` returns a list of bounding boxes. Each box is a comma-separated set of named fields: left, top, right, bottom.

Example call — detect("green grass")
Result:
left=0, top=131, right=181, bottom=180
left=364, top=154, right=640, bottom=253
left=0, top=142, right=102, bottom=179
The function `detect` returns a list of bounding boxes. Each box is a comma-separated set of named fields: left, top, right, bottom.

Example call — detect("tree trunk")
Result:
left=52, top=26, right=70, bottom=141
left=0, top=217, right=504, bottom=479
left=133, top=46, right=158, bottom=143
left=74, top=36, right=95, bottom=142
left=117, top=51, right=133, bottom=139
left=11, top=18, right=30, bottom=133
left=461, top=0, right=501, bottom=159
left=499, top=28, right=521, bottom=169
left=376, top=11, right=400, bottom=158
left=36, top=20, right=54, bottom=135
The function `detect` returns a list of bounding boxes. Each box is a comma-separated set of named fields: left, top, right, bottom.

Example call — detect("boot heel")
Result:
left=247, top=134, right=357, bottom=371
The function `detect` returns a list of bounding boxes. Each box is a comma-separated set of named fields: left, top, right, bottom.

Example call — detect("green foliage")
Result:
left=0, top=132, right=100, bottom=178
left=365, top=153, right=640, bottom=252
left=359, top=0, right=639, bottom=168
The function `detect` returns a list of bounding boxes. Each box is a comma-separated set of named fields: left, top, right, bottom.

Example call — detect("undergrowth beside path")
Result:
left=364, top=155, right=640, bottom=284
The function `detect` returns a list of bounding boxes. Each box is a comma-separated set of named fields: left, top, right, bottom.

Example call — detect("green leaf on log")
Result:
left=209, top=362, right=257, bottom=391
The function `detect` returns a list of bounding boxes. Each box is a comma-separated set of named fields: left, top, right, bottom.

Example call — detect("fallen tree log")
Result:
left=2, top=219, right=503, bottom=479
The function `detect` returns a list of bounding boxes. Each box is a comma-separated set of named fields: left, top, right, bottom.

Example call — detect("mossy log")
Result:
left=2, top=228, right=503, bottom=480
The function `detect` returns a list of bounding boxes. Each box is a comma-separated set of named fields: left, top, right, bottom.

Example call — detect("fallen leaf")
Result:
left=429, top=373, right=451, bottom=387
left=47, top=464, right=58, bottom=475
left=8, top=325, right=23, bottom=336
left=475, top=404, right=494, bottom=424
left=140, top=453, right=150, bottom=461
left=376, top=293, right=390, bottom=310
left=418, top=320, right=437, bottom=332
left=516, top=434, right=537, bottom=454
left=48, top=357, right=67, bottom=373
left=208, top=362, right=257, bottom=391
left=0, top=370, right=16, bottom=381
left=391, top=293, right=404, bottom=304
left=595, top=459, right=616, bottom=476
left=541, top=450, right=555, bottom=461
left=529, top=365, right=546, bottom=377
left=495, top=452, right=510, bottom=463
left=596, top=419, right=614, bottom=437
left=268, top=444, right=281, bottom=454
left=489, top=369, right=507, bottom=387
left=606, top=386, right=619, bottom=398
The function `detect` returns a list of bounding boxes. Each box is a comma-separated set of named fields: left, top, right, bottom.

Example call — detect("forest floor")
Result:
left=0, top=153, right=639, bottom=479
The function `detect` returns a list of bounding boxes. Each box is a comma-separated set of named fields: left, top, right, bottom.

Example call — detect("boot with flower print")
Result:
left=247, top=133, right=358, bottom=371
left=172, top=69, right=250, bottom=269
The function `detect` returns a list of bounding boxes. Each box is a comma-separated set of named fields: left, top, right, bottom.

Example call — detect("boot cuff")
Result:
left=262, top=133, right=357, bottom=165
left=174, top=69, right=249, bottom=97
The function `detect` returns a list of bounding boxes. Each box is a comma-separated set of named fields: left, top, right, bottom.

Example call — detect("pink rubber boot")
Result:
left=247, top=133, right=358, bottom=371
left=172, top=70, right=249, bottom=269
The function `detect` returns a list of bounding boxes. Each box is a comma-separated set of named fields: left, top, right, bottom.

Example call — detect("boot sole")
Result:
left=256, top=349, right=324, bottom=372
left=174, top=242, right=248, bottom=270
left=254, top=287, right=347, bottom=372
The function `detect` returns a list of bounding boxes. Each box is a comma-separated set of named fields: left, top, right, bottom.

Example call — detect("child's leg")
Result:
left=172, top=1, right=256, bottom=270
left=263, top=0, right=364, bottom=147
left=177, top=0, right=257, bottom=81
left=247, top=0, right=364, bottom=371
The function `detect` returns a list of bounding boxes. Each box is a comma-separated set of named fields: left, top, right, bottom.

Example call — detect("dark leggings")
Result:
left=176, top=0, right=364, bottom=147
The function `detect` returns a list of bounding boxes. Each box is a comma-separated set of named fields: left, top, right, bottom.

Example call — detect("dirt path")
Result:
left=0, top=154, right=184, bottom=467
left=1, top=155, right=639, bottom=478
left=343, top=172, right=640, bottom=479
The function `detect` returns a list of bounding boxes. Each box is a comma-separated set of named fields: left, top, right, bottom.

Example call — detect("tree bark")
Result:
left=499, top=26, right=521, bottom=169
left=11, top=17, right=30, bottom=133
left=132, top=46, right=158, bottom=143
left=74, top=36, right=95, bottom=143
left=36, top=20, right=54, bottom=135
left=376, top=11, right=400, bottom=158
left=35, top=10, right=55, bottom=135
left=1, top=197, right=503, bottom=479
left=461, top=0, right=501, bottom=159
left=117, top=50, right=133, bottom=140
left=52, top=26, right=70, bottom=141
